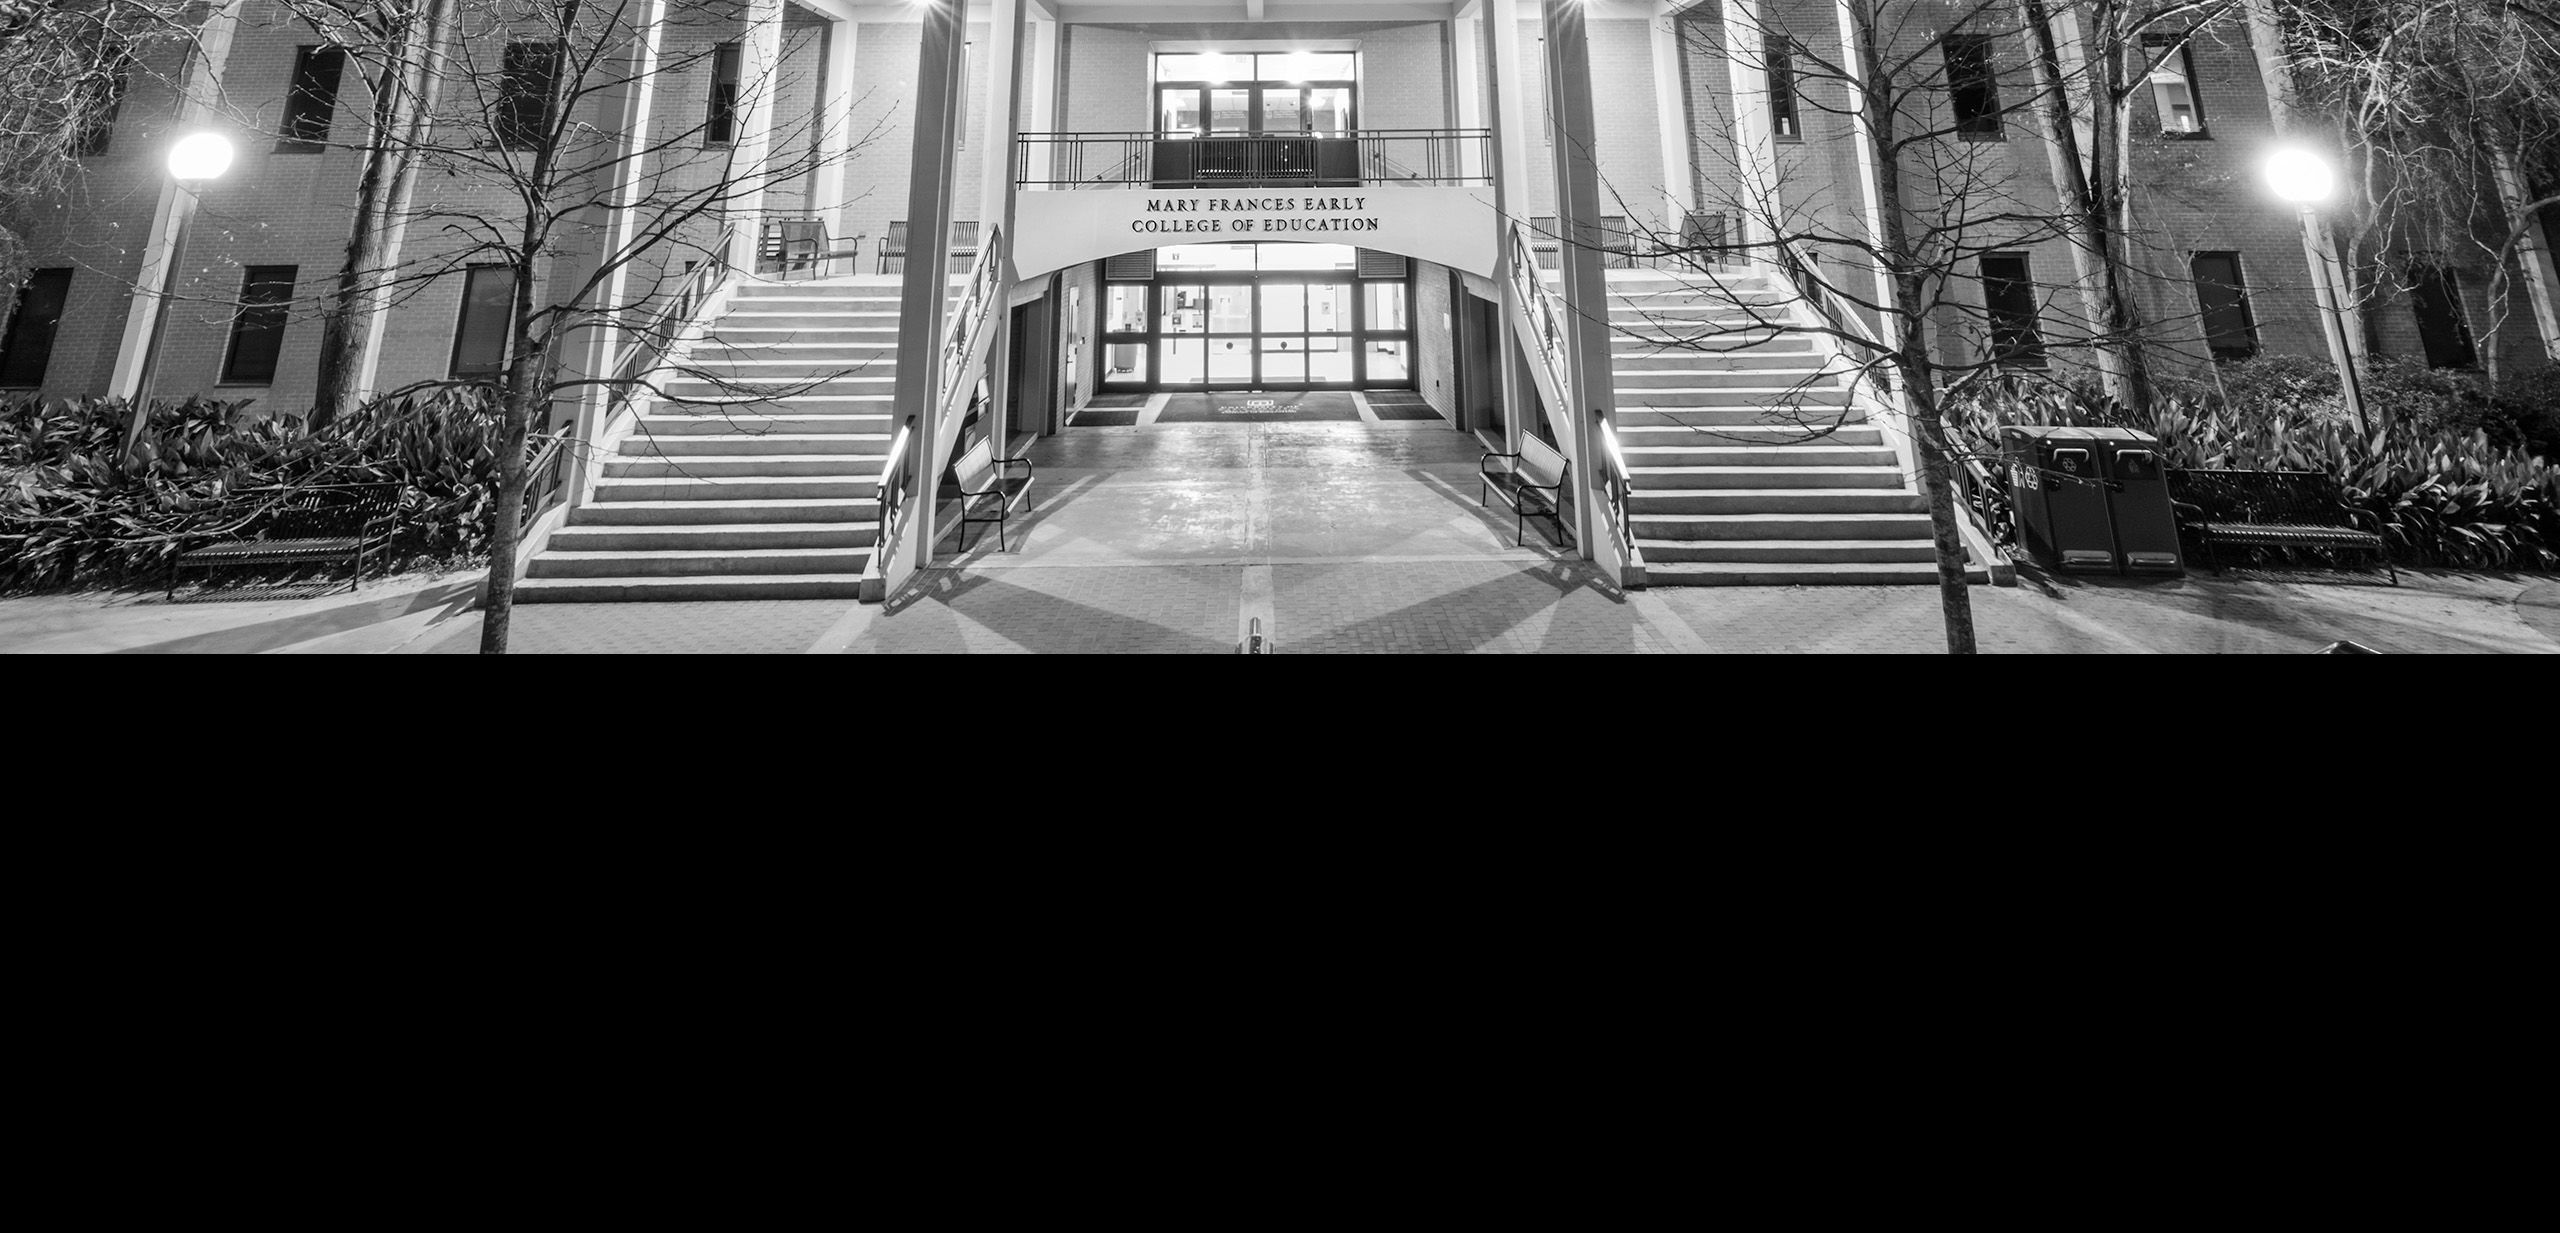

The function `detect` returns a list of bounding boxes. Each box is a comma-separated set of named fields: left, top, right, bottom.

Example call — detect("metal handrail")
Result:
left=1598, top=420, right=1636, bottom=558
left=608, top=224, right=738, bottom=405
left=874, top=416, right=916, bottom=555
left=937, top=223, right=1006, bottom=434
left=522, top=432, right=567, bottom=528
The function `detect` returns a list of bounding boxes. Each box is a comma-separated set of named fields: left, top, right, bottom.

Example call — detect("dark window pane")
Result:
left=73, top=69, right=127, bottom=156
left=707, top=42, right=740, bottom=144
left=2189, top=252, right=2256, bottom=359
left=222, top=266, right=296, bottom=384
left=450, top=265, right=517, bottom=377
left=2411, top=263, right=2477, bottom=369
left=278, top=46, right=345, bottom=151
left=496, top=42, right=561, bottom=150
left=1981, top=254, right=2044, bottom=366
left=1766, top=34, right=1800, bottom=139
left=0, top=269, right=74, bottom=386
left=1946, top=34, right=2003, bottom=139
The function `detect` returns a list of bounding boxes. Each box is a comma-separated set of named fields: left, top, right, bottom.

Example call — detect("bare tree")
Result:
left=0, top=0, right=199, bottom=288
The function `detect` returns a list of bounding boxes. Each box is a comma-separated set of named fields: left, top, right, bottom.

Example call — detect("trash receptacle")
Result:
left=2003, top=426, right=2117, bottom=573
left=2098, top=433, right=2184, bottom=576
left=2001, top=426, right=2186, bottom=576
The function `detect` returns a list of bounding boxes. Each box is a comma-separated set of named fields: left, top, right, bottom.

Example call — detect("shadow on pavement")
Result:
left=115, top=579, right=482, bottom=654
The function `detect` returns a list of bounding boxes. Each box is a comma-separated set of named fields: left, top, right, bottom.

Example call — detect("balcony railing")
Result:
left=1017, top=130, right=1492, bottom=189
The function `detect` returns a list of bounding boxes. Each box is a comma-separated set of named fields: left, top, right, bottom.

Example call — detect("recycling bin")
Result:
left=2003, top=426, right=2117, bottom=573
left=2097, top=433, right=2184, bottom=576
left=1999, top=426, right=2185, bottom=577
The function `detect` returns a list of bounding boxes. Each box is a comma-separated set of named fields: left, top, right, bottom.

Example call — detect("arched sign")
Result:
left=1013, top=185, right=1503, bottom=280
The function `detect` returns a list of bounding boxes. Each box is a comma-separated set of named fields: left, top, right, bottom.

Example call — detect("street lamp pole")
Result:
left=2264, top=146, right=2371, bottom=442
left=124, top=132, right=234, bottom=463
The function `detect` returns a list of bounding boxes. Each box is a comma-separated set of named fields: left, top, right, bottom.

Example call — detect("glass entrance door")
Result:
left=1110, top=243, right=1411, bottom=392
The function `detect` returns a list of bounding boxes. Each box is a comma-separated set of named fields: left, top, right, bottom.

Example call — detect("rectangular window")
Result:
left=449, top=264, right=517, bottom=378
left=221, top=266, right=296, bottom=385
left=1766, top=33, right=1801, bottom=141
left=278, top=46, right=346, bottom=152
left=2189, top=252, right=2256, bottom=359
left=2145, top=39, right=2206, bottom=136
left=72, top=68, right=127, bottom=156
left=495, top=41, right=561, bottom=151
left=955, top=39, right=970, bottom=149
left=1946, top=33, right=2004, bottom=140
left=2410, top=262, right=2478, bottom=369
left=1980, top=253, right=2045, bottom=367
left=0, top=269, right=74, bottom=387
left=706, top=42, right=740, bottom=145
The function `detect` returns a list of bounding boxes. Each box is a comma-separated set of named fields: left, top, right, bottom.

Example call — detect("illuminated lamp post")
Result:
left=2263, top=146, right=2372, bottom=441
left=124, top=130, right=235, bottom=462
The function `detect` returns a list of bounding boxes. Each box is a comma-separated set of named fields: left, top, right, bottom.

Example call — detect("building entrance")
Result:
left=1098, top=242, right=1413, bottom=392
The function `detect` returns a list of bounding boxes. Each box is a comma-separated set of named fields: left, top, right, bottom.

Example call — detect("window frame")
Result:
left=448, top=263, right=519, bottom=379
left=1766, top=32, right=1801, bottom=142
left=276, top=45, right=347, bottom=153
left=493, top=40, right=562, bottom=152
left=705, top=42, right=741, bottom=146
left=0, top=268, right=75, bottom=388
left=1944, top=32, right=2005, bottom=142
left=2143, top=36, right=2209, bottom=139
left=2188, top=251, right=2258, bottom=360
left=1978, top=252, right=2047, bottom=368
left=220, top=265, right=297, bottom=386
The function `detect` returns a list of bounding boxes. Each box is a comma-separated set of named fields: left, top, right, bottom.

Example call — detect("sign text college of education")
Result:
left=1128, top=194, right=1384, bottom=236
left=1012, top=186, right=1503, bottom=280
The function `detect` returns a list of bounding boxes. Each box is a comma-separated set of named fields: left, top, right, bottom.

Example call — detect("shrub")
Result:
left=1943, top=373, right=2560, bottom=571
left=1, top=388, right=510, bottom=591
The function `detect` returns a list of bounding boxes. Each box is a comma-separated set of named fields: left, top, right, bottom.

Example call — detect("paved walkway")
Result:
left=6, top=420, right=2556, bottom=654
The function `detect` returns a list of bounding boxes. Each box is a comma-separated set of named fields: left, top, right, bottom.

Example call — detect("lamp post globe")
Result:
left=166, top=131, right=235, bottom=184
left=2264, top=146, right=2335, bottom=207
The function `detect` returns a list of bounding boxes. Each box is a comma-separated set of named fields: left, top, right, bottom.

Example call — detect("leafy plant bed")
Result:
left=3, top=389, right=511, bottom=593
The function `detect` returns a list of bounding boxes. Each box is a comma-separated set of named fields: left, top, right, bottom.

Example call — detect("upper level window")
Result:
left=2409, top=261, right=2478, bottom=369
left=0, top=269, right=74, bottom=387
left=222, top=266, right=296, bottom=385
left=1980, top=253, right=2045, bottom=367
left=2189, top=252, right=2256, bottom=359
left=2144, top=36, right=2207, bottom=137
left=705, top=42, right=740, bottom=145
left=1766, top=33, right=1801, bottom=141
left=494, top=41, right=561, bottom=151
left=1155, top=52, right=1355, bottom=138
left=450, top=264, right=517, bottom=378
left=278, top=46, right=346, bottom=152
left=1945, top=33, right=2004, bottom=141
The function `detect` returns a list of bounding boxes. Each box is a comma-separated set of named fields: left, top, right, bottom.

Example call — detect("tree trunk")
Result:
left=2020, top=0, right=2151, bottom=417
left=311, top=0, right=452, bottom=428
left=2488, top=143, right=2560, bottom=373
left=1850, top=0, right=1975, bottom=654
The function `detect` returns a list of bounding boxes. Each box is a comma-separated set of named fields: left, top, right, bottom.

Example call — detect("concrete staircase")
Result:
left=516, top=275, right=902, bottom=602
left=1594, top=267, right=1963, bottom=586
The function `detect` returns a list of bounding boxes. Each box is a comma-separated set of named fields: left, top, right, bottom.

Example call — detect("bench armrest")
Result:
left=995, top=456, right=1033, bottom=479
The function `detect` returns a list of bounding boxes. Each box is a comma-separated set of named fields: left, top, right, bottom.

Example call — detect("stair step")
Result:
left=571, top=498, right=880, bottom=525
left=604, top=454, right=890, bottom=478
left=548, top=522, right=878, bottom=552
left=527, top=547, right=874, bottom=578
left=1616, top=387, right=1856, bottom=407
left=1638, top=539, right=1941, bottom=564
left=514, top=574, right=872, bottom=602
left=593, top=476, right=880, bottom=501
left=1628, top=446, right=1901, bottom=467
left=1636, top=560, right=1979, bottom=587
left=624, top=432, right=891, bottom=455
left=636, top=412, right=892, bottom=435
left=1633, top=511, right=1935, bottom=539
left=1617, top=368, right=1841, bottom=389
left=1629, top=470, right=1909, bottom=499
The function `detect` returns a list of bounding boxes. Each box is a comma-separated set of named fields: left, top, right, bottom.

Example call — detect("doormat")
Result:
left=1083, top=393, right=1149, bottom=408
left=1071, top=408, right=1141, bottom=426
left=1156, top=392, right=1362, bottom=423
left=1368, top=398, right=1445, bottom=421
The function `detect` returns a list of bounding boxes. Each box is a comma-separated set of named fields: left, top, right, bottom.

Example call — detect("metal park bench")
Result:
left=950, top=436, right=1035, bottom=553
left=167, top=483, right=400, bottom=599
left=1479, top=449, right=1571, bottom=547
left=2168, top=468, right=2396, bottom=584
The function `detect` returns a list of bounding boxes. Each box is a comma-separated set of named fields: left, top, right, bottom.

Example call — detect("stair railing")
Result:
left=1507, top=218, right=1642, bottom=570
left=874, top=414, right=918, bottom=561
left=581, top=225, right=740, bottom=503
left=934, top=223, right=1008, bottom=465
left=1597, top=419, right=1636, bottom=559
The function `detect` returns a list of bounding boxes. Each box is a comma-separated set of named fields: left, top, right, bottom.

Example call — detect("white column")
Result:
left=723, top=0, right=786, bottom=272
left=108, top=0, right=243, bottom=399
left=1545, top=0, right=1615, bottom=570
left=890, top=0, right=967, bottom=569
left=976, top=0, right=1026, bottom=448
left=1487, top=0, right=1535, bottom=456
left=566, top=1, right=667, bottom=507
left=1650, top=0, right=1695, bottom=229
left=1451, top=16, right=1488, bottom=185
left=1721, top=0, right=1779, bottom=268
left=811, top=13, right=860, bottom=244
left=1024, top=12, right=1061, bottom=185
left=1834, top=0, right=1896, bottom=322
